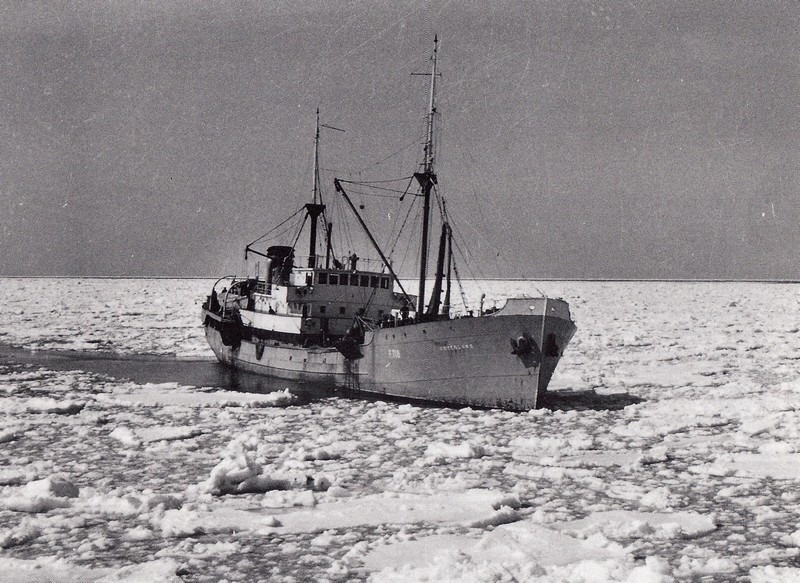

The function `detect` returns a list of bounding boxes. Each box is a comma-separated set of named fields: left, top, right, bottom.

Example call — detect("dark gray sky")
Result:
left=1, top=1, right=796, bottom=279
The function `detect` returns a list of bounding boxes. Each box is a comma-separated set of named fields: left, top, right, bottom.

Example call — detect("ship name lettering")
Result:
left=388, top=349, right=401, bottom=359
left=439, top=343, right=474, bottom=352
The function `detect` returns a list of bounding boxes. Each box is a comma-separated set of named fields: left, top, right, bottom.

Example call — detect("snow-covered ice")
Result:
left=0, top=278, right=798, bottom=581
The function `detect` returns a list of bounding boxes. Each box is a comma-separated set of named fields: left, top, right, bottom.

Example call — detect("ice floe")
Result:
left=0, top=279, right=797, bottom=580
left=3, top=476, right=79, bottom=513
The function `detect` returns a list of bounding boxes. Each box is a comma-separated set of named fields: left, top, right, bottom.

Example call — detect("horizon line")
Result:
left=1, top=276, right=797, bottom=284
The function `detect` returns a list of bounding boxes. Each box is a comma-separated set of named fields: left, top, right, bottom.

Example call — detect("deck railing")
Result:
left=296, top=254, right=387, bottom=272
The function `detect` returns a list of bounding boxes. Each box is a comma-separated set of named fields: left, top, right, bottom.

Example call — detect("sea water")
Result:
left=0, top=278, right=798, bottom=582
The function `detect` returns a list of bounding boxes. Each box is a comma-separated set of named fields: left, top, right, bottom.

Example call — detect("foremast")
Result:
left=414, top=35, right=439, bottom=316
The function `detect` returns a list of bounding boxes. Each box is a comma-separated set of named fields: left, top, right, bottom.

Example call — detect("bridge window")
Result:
left=340, top=274, right=349, bottom=286
left=320, top=305, right=326, bottom=314
left=360, top=275, right=369, bottom=287
left=381, top=277, right=390, bottom=289
left=370, top=276, right=379, bottom=288
left=329, top=274, right=339, bottom=285
left=339, top=306, right=346, bottom=315
left=318, top=273, right=328, bottom=284
left=350, top=275, right=360, bottom=287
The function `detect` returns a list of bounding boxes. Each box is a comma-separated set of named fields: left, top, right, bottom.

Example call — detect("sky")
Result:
left=0, top=0, right=796, bottom=280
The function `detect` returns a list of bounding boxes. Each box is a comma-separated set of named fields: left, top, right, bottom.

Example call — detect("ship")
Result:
left=201, top=37, right=576, bottom=411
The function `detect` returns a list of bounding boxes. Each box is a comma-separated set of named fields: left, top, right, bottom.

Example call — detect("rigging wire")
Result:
left=380, top=176, right=418, bottom=273
left=339, top=201, right=357, bottom=265
left=448, top=226, right=490, bottom=311
left=387, top=185, right=419, bottom=254
left=335, top=177, right=416, bottom=199
left=329, top=166, right=364, bottom=267
left=291, top=214, right=309, bottom=251
left=450, top=228, right=482, bottom=282
left=387, top=191, right=421, bottom=276
left=346, top=140, right=422, bottom=175
left=339, top=188, right=407, bottom=199
left=247, top=206, right=306, bottom=247
left=333, top=169, right=421, bottom=274
left=360, top=285, right=381, bottom=318
left=338, top=176, right=415, bottom=185
left=449, top=250, right=471, bottom=314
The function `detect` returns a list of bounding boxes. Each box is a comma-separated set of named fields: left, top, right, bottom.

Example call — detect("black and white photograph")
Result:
left=0, top=1, right=797, bottom=581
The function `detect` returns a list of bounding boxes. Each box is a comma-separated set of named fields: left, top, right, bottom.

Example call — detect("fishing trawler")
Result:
left=201, top=38, right=576, bottom=410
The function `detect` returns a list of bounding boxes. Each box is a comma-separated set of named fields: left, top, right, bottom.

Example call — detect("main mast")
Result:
left=414, top=36, right=439, bottom=315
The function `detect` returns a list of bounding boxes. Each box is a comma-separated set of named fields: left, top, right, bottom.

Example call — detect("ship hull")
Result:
left=204, top=318, right=347, bottom=385
left=355, top=311, right=575, bottom=410
left=203, top=297, right=576, bottom=411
